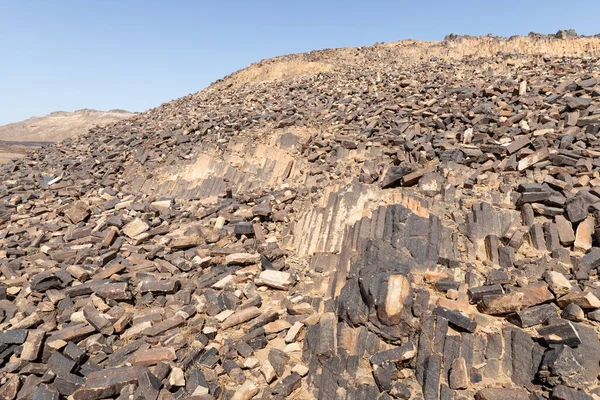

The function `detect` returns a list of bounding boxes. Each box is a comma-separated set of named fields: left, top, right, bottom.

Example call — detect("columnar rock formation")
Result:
left=2, top=33, right=600, bottom=399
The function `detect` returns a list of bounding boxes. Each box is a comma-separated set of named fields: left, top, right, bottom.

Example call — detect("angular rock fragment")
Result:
left=477, top=292, right=523, bottom=315
left=511, top=329, right=535, bottom=387
left=423, top=354, right=441, bottom=400
left=516, top=283, right=554, bottom=307
left=555, top=215, right=575, bottom=246
left=65, top=200, right=90, bottom=224
left=433, top=307, right=477, bottom=333
left=580, top=247, right=600, bottom=271
left=513, top=303, right=558, bottom=328
left=268, top=349, right=289, bottom=378
left=231, top=380, right=259, bottom=400
left=21, top=330, right=44, bottom=361
left=255, top=270, right=295, bottom=290
left=225, top=253, right=261, bottom=265
left=537, top=321, right=582, bottom=347
left=123, top=218, right=150, bottom=238
left=33, top=384, right=60, bottom=400
left=562, top=303, right=584, bottom=322
left=378, top=274, right=411, bottom=325
left=30, top=271, right=63, bottom=292
left=449, top=357, right=468, bottom=390
left=170, top=232, right=204, bottom=249
left=539, top=345, right=588, bottom=389
left=551, top=385, right=594, bottom=400
left=557, top=291, right=600, bottom=309
left=544, top=271, right=572, bottom=297
left=518, top=147, right=550, bottom=171
left=574, top=216, right=594, bottom=252
left=467, top=285, right=503, bottom=304
left=221, top=307, right=261, bottom=330
left=381, top=165, right=413, bottom=188
left=129, top=347, right=176, bottom=366
left=0, top=330, right=28, bottom=344
left=370, top=343, right=416, bottom=365
left=72, top=366, right=148, bottom=400
left=0, top=376, right=21, bottom=400
left=272, top=372, right=302, bottom=396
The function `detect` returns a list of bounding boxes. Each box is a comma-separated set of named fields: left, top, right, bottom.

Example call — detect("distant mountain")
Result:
left=0, top=109, right=134, bottom=143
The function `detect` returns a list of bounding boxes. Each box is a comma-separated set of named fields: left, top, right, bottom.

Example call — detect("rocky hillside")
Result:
left=1, top=33, right=600, bottom=400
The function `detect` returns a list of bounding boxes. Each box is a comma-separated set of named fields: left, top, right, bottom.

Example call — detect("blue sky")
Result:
left=0, top=0, right=598, bottom=125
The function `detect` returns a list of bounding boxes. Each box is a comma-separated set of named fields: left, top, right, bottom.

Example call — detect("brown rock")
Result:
left=477, top=292, right=523, bottom=314
left=544, top=271, right=572, bottom=297
left=225, top=253, right=261, bottom=265
left=449, top=357, right=468, bottom=390
left=557, top=291, right=600, bottom=309
left=21, top=330, right=45, bottom=361
left=65, top=200, right=90, bottom=224
left=475, top=388, right=530, bottom=400
left=516, top=283, right=554, bottom=307
left=0, top=375, right=21, bottom=400
left=122, top=218, right=150, bottom=238
left=222, top=307, right=262, bottom=330
left=170, top=232, right=204, bottom=249
left=129, top=347, right=176, bottom=366
left=231, top=380, right=259, bottom=400
left=555, top=215, right=575, bottom=246
left=518, top=147, right=550, bottom=171
left=574, top=216, right=594, bottom=252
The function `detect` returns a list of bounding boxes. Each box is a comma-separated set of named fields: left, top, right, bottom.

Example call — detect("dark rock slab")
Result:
left=72, top=366, right=148, bottom=400
left=423, top=354, right=441, bottom=400
left=551, top=385, right=593, bottom=400
left=537, top=321, right=582, bottom=347
left=370, top=342, right=416, bottom=366
left=511, top=329, right=534, bottom=388
left=0, top=330, right=28, bottom=345
left=433, top=307, right=477, bottom=333
left=513, top=303, right=558, bottom=328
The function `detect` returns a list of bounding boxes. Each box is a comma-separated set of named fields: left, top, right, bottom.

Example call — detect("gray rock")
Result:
left=562, top=303, right=584, bottom=322
left=433, top=307, right=477, bottom=333
left=449, top=357, right=468, bottom=390
left=539, top=345, right=588, bottom=389
left=551, top=385, right=593, bottom=400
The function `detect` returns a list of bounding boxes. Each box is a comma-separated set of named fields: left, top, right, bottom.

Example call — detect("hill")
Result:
left=1, top=33, right=600, bottom=399
left=0, top=109, right=133, bottom=164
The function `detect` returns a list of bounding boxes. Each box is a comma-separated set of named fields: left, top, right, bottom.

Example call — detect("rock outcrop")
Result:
left=2, top=33, right=600, bottom=399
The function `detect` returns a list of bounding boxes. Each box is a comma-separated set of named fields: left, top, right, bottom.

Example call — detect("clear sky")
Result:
left=1, top=0, right=599, bottom=125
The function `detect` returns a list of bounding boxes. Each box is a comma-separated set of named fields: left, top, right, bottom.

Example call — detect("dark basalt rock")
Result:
left=539, top=345, right=587, bottom=389
left=338, top=238, right=417, bottom=342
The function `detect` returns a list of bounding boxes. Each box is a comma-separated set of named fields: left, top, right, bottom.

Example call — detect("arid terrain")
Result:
left=2, top=32, right=600, bottom=399
left=0, top=109, right=133, bottom=164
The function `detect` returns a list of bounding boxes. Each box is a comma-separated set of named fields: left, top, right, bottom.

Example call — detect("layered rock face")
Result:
left=2, top=34, right=600, bottom=399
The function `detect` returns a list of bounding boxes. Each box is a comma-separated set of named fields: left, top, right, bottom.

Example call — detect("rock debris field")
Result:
left=3, top=33, right=600, bottom=399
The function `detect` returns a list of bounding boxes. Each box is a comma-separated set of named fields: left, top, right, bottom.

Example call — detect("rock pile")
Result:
left=2, top=34, right=600, bottom=399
